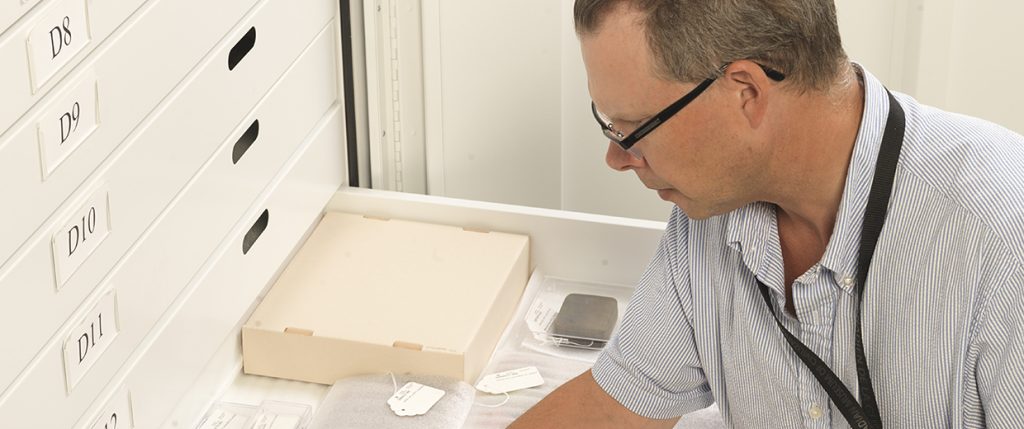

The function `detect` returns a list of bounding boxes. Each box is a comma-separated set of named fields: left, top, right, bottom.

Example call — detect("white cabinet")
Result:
left=0, top=0, right=346, bottom=428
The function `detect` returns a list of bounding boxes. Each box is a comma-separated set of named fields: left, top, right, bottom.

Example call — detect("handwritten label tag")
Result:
left=525, top=298, right=557, bottom=341
left=476, top=366, right=545, bottom=394
left=26, top=0, right=91, bottom=90
left=88, top=386, right=134, bottom=429
left=63, top=289, right=120, bottom=392
left=387, top=382, right=445, bottom=417
left=38, top=75, right=99, bottom=178
left=52, top=186, right=111, bottom=289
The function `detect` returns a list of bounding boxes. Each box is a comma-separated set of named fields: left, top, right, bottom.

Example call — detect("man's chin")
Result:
left=679, top=208, right=717, bottom=221
left=657, top=189, right=719, bottom=220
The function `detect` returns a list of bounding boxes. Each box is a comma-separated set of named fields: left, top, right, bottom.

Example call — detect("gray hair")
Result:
left=574, top=0, right=849, bottom=92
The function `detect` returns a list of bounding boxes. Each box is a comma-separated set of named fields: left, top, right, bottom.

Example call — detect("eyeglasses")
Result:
left=591, top=63, right=786, bottom=159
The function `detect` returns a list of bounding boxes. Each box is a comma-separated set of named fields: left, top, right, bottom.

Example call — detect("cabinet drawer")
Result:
left=0, top=0, right=149, bottom=132
left=0, top=0, right=42, bottom=38
left=0, top=31, right=340, bottom=429
left=79, top=106, right=346, bottom=429
left=0, top=0, right=261, bottom=268
left=0, top=6, right=336, bottom=399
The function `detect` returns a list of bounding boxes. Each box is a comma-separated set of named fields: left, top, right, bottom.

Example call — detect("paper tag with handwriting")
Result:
left=476, top=366, right=545, bottom=394
left=387, top=382, right=445, bottom=417
left=525, top=299, right=557, bottom=341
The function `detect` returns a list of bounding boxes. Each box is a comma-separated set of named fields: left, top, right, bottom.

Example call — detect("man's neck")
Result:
left=764, top=74, right=866, bottom=252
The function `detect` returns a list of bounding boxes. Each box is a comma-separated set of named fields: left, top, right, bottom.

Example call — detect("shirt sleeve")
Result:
left=591, top=209, right=714, bottom=419
left=973, top=266, right=1024, bottom=427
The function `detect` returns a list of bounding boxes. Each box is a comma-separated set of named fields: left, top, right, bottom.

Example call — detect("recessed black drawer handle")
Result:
left=228, top=27, right=256, bottom=71
left=242, top=209, right=269, bottom=255
left=232, top=120, right=259, bottom=164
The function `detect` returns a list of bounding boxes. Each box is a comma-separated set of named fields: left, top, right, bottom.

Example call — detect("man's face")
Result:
left=580, top=7, right=764, bottom=220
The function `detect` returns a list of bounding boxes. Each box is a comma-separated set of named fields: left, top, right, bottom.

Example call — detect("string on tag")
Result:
left=387, top=371, right=512, bottom=409
left=473, top=393, right=509, bottom=409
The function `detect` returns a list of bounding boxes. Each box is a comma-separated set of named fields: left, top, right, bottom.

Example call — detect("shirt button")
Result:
left=809, top=404, right=824, bottom=419
left=841, top=276, right=855, bottom=287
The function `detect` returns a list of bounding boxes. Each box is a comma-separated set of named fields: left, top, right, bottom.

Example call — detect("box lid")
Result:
left=246, top=212, right=529, bottom=352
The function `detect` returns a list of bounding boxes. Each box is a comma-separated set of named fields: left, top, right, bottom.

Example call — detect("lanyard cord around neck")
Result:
left=757, top=89, right=904, bottom=429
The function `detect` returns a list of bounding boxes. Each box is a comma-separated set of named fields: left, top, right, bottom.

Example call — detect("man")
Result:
left=510, top=1, right=1024, bottom=428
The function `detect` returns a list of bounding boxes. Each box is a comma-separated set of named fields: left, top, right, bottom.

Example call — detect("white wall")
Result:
left=424, top=0, right=563, bottom=209
left=916, top=0, right=1024, bottom=133
left=839, top=0, right=1024, bottom=134
left=835, top=0, right=903, bottom=88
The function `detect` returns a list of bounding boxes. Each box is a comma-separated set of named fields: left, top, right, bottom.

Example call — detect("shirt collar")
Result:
left=725, top=202, right=784, bottom=292
left=818, top=64, right=891, bottom=293
left=725, top=64, right=892, bottom=294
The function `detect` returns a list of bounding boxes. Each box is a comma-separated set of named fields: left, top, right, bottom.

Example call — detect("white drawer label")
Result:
left=26, top=0, right=91, bottom=90
left=89, top=387, right=134, bottom=429
left=52, top=187, right=111, bottom=288
left=63, top=290, right=120, bottom=392
left=37, top=76, right=100, bottom=178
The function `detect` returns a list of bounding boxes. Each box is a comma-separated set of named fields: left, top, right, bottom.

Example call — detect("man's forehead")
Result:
left=580, top=8, right=663, bottom=120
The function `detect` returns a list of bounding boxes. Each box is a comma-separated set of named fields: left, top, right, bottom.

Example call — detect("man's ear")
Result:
left=720, top=61, right=771, bottom=129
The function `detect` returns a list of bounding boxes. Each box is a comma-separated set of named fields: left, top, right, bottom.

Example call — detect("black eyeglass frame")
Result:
left=591, top=63, right=786, bottom=156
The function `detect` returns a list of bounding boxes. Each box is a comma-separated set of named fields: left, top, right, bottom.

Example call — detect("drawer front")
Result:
left=0, top=24, right=340, bottom=429
left=0, top=0, right=335, bottom=398
left=82, top=105, right=346, bottom=429
left=83, top=385, right=134, bottom=429
left=0, top=0, right=42, bottom=44
left=0, top=0, right=149, bottom=131
left=0, top=0, right=260, bottom=268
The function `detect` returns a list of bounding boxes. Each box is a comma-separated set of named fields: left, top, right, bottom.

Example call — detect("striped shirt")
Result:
left=591, top=66, right=1024, bottom=428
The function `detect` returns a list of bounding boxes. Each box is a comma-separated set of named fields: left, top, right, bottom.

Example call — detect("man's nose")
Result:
left=606, top=141, right=645, bottom=171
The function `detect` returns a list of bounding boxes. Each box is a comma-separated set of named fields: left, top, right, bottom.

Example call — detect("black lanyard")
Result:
left=757, top=90, right=904, bottom=429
